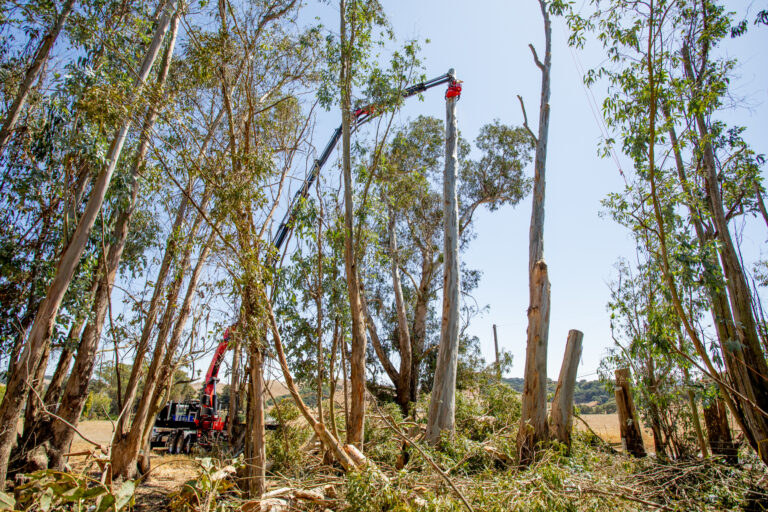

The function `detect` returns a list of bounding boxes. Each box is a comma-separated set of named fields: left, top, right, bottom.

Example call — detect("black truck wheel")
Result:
left=182, top=434, right=193, bottom=454
left=172, top=430, right=184, bottom=454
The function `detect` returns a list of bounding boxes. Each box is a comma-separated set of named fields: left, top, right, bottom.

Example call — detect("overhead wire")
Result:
left=559, top=21, right=628, bottom=185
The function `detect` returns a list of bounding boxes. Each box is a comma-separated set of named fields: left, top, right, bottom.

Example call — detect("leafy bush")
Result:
left=344, top=467, right=403, bottom=512
left=265, top=398, right=312, bottom=475
left=13, top=469, right=135, bottom=512
left=365, top=401, right=405, bottom=467
left=169, top=457, right=238, bottom=511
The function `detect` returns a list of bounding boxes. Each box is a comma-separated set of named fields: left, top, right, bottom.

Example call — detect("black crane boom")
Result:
left=272, top=69, right=460, bottom=251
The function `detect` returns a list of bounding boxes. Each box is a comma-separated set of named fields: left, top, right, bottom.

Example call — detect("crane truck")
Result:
left=148, top=70, right=462, bottom=454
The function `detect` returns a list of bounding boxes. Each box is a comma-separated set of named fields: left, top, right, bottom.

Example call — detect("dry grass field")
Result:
left=574, top=413, right=654, bottom=449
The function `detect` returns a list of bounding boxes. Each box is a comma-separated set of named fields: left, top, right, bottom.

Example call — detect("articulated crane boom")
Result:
left=150, top=70, right=462, bottom=454
left=273, top=69, right=461, bottom=249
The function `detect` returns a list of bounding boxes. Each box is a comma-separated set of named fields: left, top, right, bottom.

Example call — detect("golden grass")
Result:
left=576, top=413, right=655, bottom=449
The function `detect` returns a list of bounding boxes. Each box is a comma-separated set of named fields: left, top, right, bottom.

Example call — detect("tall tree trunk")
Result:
left=682, top=47, right=768, bottom=463
left=0, top=0, right=77, bottom=157
left=339, top=0, right=367, bottom=448
left=426, top=78, right=461, bottom=444
left=517, top=0, right=552, bottom=466
left=0, top=2, right=176, bottom=486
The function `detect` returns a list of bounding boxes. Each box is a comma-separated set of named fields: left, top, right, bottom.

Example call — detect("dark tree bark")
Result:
left=703, top=398, right=738, bottom=464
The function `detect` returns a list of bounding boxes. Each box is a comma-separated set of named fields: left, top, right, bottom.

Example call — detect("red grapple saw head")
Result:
left=446, top=79, right=462, bottom=99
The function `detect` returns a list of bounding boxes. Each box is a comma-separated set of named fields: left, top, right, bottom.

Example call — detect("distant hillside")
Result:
left=502, top=377, right=615, bottom=413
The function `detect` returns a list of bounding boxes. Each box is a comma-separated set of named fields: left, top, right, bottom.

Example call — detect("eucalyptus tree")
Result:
left=516, top=0, right=555, bottom=466
left=361, top=116, right=533, bottom=416
left=0, top=0, right=148, bottom=376
left=566, top=0, right=768, bottom=464
left=330, top=0, right=395, bottom=447
left=0, top=0, right=180, bottom=485
left=108, top=0, right=317, bottom=485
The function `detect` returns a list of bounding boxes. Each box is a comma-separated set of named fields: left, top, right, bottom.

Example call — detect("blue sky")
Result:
left=91, top=0, right=766, bottom=384
left=301, top=0, right=768, bottom=379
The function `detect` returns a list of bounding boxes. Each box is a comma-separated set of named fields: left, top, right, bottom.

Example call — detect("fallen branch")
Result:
left=582, top=486, right=673, bottom=511
left=367, top=390, right=475, bottom=512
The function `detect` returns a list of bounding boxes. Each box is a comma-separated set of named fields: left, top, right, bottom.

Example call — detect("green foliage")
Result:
left=344, top=467, right=402, bottom=512
left=82, top=391, right=112, bottom=420
left=364, top=401, right=404, bottom=467
left=169, top=457, right=238, bottom=511
left=265, top=398, right=312, bottom=475
left=14, top=469, right=135, bottom=512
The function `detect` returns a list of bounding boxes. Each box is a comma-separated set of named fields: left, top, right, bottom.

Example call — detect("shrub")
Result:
left=265, top=398, right=311, bottom=475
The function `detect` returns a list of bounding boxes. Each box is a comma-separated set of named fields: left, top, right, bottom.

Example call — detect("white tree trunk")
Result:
left=426, top=78, right=460, bottom=444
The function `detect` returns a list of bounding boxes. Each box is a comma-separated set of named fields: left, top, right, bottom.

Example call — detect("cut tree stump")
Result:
left=614, top=368, right=646, bottom=457
left=549, top=329, right=583, bottom=452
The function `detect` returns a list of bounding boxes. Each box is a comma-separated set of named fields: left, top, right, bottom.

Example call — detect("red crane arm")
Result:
left=203, top=327, right=232, bottom=399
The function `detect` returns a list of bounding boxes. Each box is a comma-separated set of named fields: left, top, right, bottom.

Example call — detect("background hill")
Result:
left=502, top=378, right=616, bottom=413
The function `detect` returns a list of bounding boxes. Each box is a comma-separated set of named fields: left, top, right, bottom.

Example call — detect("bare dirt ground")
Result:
left=133, top=455, right=199, bottom=512
left=65, top=422, right=198, bottom=511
